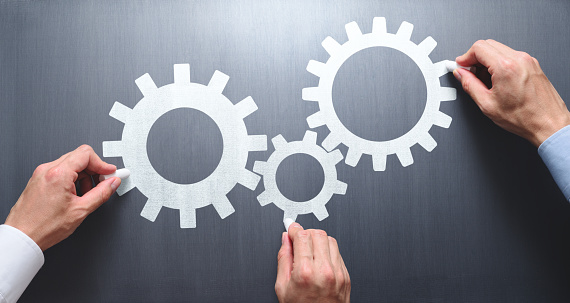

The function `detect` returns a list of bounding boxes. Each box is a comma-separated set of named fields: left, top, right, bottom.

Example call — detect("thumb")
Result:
left=276, top=232, right=294, bottom=288
left=81, top=177, right=120, bottom=213
left=454, top=68, right=491, bottom=108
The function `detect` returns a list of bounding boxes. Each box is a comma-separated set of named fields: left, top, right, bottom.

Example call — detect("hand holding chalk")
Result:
left=4, top=145, right=119, bottom=251
left=454, top=39, right=570, bottom=147
left=99, top=168, right=130, bottom=182
left=275, top=221, right=351, bottom=302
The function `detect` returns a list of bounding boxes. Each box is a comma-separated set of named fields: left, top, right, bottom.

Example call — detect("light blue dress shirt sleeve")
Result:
left=0, top=225, right=44, bottom=303
left=538, top=125, right=570, bottom=202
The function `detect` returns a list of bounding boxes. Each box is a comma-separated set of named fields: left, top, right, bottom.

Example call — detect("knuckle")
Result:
left=310, top=229, right=328, bottom=238
left=78, top=144, right=93, bottom=153
left=296, top=230, right=311, bottom=242
left=296, top=263, right=314, bottom=285
left=277, top=248, right=289, bottom=262
left=473, top=40, right=487, bottom=50
left=45, top=166, right=65, bottom=182
left=499, top=58, right=515, bottom=71
left=320, top=265, right=336, bottom=286
left=33, top=163, right=49, bottom=176
left=328, top=236, right=338, bottom=245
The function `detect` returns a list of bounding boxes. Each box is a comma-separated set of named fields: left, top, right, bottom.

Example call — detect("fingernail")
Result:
left=453, top=69, right=462, bottom=81
left=282, top=232, right=286, bottom=244
left=111, top=177, right=121, bottom=191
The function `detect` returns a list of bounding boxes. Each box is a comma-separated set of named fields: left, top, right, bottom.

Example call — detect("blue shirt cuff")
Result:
left=538, top=125, right=570, bottom=202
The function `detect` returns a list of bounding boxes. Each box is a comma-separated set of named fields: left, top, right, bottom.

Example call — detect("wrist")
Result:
left=530, top=111, right=570, bottom=147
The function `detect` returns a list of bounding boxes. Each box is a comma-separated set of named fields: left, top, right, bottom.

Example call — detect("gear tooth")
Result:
left=418, top=36, right=437, bottom=55
left=345, top=148, right=363, bottom=167
left=238, top=168, right=261, bottom=190
left=329, top=149, right=344, bottom=165
left=434, top=60, right=451, bottom=77
left=313, top=206, right=329, bottom=221
left=173, top=63, right=191, bottom=84
left=212, top=196, right=235, bottom=219
left=253, top=161, right=268, bottom=175
left=207, top=70, right=230, bottom=93
left=109, top=102, right=132, bottom=124
left=257, top=191, right=272, bottom=206
left=302, top=130, right=318, bottom=144
left=102, top=141, right=124, bottom=158
left=345, top=21, right=363, bottom=40
left=140, top=199, right=162, bottom=222
left=234, top=96, right=258, bottom=119
left=116, top=176, right=135, bottom=196
left=433, top=111, right=452, bottom=128
left=372, top=17, right=387, bottom=35
left=335, top=181, right=348, bottom=195
left=135, top=73, right=158, bottom=97
left=396, top=148, right=414, bottom=167
left=248, top=135, right=267, bottom=152
left=396, top=21, right=414, bottom=40
left=321, top=133, right=342, bottom=151
left=372, top=153, right=388, bottom=171
left=306, top=60, right=327, bottom=78
left=179, top=204, right=197, bottom=228
left=418, top=134, right=438, bottom=152
left=302, top=87, right=323, bottom=102
left=271, top=134, right=288, bottom=149
left=307, top=111, right=327, bottom=128
left=321, top=36, right=341, bottom=56
left=438, top=87, right=457, bottom=102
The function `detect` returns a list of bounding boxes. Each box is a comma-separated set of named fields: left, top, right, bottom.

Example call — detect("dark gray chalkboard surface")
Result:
left=2, top=0, right=570, bottom=302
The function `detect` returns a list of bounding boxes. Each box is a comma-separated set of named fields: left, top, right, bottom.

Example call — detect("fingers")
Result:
left=454, top=68, right=493, bottom=109
left=456, top=40, right=503, bottom=69
left=60, top=145, right=116, bottom=175
left=288, top=223, right=314, bottom=263
left=276, top=232, right=294, bottom=290
left=79, top=177, right=120, bottom=214
left=311, top=229, right=332, bottom=261
left=485, top=39, right=515, bottom=54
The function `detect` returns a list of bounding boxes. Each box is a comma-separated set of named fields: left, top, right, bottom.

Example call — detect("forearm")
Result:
left=538, top=125, right=570, bottom=201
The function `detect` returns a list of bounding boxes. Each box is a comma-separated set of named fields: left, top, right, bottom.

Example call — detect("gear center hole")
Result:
left=332, top=46, right=427, bottom=141
left=147, top=108, right=223, bottom=184
left=276, top=154, right=325, bottom=202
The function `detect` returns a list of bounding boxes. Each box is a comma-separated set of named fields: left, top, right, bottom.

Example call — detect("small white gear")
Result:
left=303, top=17, right=457, bottom=171
left=253, top=131, right=347, bottom=221
left=102, top=64, right=267, bottom=228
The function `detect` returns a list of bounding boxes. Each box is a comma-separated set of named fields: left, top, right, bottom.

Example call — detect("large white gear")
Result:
left=102, top=64, right=267, bottom=228
left=253, top=131, right=347, bottom=221
left=303, top=17, right=457, bottom=171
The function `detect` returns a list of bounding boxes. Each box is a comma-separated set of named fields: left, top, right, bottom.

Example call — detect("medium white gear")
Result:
left=253, top=131, right=347, bottom=221
left=303, top=17, right=457, bottom=171
left=102, top=64, right=267, bottom=228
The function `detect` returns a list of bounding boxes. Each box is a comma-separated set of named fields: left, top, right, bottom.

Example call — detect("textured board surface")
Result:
left=1, top=0, right=570, bottom=302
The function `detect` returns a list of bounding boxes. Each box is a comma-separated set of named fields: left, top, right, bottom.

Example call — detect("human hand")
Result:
left=275, top=223, right=350, bottom=303
left=4, top=145, right=120, bottom=251
left=454, top=39, right=570, bottom=147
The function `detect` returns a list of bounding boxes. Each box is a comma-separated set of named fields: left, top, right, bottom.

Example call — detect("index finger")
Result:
left=60, top=145, right=116, bottom=175
left=288, top=223, right=314, bottom=263
left=456, top=40, right=503, bottom=70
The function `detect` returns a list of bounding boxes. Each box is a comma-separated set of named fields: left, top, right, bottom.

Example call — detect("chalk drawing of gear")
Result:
left=303, top=17, right=457, bottom=171
left=102, top=64, right=267, bottom=228
left=253, top=131, right=347, bottom=221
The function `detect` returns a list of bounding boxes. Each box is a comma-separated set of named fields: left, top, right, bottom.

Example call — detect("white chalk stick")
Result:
left=445, top=60, right=473, bottom=72
left=283, top=218, right=295, bottom=232
left=99, top=168, right=131, bottom=182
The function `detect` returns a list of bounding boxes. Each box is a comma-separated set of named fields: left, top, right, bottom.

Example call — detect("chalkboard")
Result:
left=2, top=0, right=570, bottom=302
